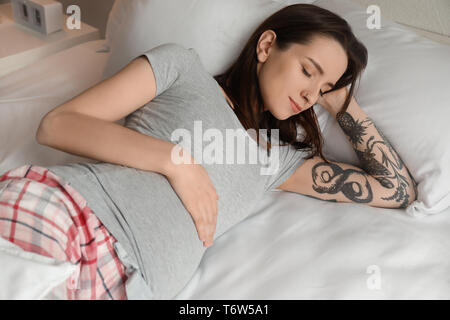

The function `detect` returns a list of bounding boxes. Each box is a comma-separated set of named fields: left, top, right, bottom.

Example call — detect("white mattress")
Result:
left=1, top=39, right=449, bottom=300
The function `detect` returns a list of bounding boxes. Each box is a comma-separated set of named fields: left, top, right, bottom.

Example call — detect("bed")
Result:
left=1, top=0, right=450, bottom=300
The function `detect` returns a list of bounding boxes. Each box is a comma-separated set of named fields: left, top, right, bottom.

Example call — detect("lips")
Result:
left=289, top=97, right=302, bottom=112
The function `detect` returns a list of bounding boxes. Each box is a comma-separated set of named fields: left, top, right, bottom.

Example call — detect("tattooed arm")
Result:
left=276, top=96, right=418, bottom=209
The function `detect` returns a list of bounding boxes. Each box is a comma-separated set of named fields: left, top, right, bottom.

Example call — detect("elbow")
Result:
left=404, top=194, right=415, bottom=209
left=408, top=178, right=419, bottom=205
left=36, top=115, right=56, bottom=145
left=35, top=127, right=45, bottom=145
left=401, top=178, right=418, bottom=209
left=406, top=168, right=419, bottom=205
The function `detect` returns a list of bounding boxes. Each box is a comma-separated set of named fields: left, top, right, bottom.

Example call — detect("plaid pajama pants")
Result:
left=0, top=164, right=128, bottom=300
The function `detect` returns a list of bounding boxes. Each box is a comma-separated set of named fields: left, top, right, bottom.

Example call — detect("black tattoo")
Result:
left=336, top=111, right=370, bottom=145
left=303, top=194, right=337, bottom=203
left=336, top=111, right=413, bottom=208
left=312, top=162, right=373, bottom=203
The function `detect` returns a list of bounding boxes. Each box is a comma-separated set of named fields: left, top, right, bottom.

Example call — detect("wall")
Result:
left=58, top=0, right=114, bottom=38
left=0, top=0, right=114, bottom=38
left=350, top=0, right=450, bottom=37
left=2, top=0, right=450, bottom=44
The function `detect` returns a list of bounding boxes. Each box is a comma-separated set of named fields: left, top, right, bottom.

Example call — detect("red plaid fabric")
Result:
left=0, top=164, right=128, bottom=300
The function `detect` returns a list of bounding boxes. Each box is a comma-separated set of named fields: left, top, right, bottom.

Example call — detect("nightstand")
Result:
left=0, top=2, right=100, bottom=78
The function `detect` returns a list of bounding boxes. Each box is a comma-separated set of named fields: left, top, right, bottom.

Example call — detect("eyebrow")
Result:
left=306, top=57, right=336, bottom=88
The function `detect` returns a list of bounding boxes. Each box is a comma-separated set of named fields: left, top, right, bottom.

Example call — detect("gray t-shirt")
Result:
left=47, top=43, right=306, bottom=299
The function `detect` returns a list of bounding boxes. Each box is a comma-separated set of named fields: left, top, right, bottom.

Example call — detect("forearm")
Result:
left=36, top=112, right=174, bottom=176
left=335, top=97, right=418, bottom=200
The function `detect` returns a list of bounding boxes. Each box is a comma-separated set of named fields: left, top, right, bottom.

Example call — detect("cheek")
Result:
left=259, top=60, right=299, bottom=110
left=287, top=67, right=305, bottom=88
left=263, top=65, right=287, bottom=101
left=274, top=71, right=299, bottom=107
left=258, top=66, right=277, bottom=107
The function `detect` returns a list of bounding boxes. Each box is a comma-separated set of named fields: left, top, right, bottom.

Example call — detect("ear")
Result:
left=256, top=30, right=277, bottom=62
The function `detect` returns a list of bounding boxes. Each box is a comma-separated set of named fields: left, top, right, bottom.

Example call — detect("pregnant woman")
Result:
left=0, top=4, right=417, bottom=300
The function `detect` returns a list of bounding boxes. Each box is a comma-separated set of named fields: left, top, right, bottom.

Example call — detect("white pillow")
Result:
left=312, top=0, right=450, bottom=217
left=100, top=0, right=127, bottom=52
left=102, top=0, right=316, bottom=79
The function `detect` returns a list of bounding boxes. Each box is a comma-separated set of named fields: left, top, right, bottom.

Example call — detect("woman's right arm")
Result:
left=36, top=55, right=219, bottom=247
left=36, top=56, right=174, bottom=176
left=37, top=112, right=175, bottom=176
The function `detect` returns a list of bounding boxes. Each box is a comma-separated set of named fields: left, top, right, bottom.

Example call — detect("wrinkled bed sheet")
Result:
left=176, top=190, right=450, bottom=299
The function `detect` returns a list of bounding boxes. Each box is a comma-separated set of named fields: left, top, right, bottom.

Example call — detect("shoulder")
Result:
left=146, top=43, right=199, bottom=66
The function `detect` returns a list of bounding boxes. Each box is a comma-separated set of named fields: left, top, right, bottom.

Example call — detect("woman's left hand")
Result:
left=316, top=86, right=350, bottom=117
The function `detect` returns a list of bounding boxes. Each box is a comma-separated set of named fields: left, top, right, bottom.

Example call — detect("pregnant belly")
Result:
left=89, top=163, right=262, bottom=299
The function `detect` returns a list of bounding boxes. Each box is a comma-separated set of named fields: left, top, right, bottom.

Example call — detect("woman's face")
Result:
left=256, top=30, right=348, bottom=120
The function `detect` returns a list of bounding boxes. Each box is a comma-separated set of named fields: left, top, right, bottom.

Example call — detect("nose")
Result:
left=302, top=91, right=319, bottom=107
left=302, top=83, right=321, bottom=106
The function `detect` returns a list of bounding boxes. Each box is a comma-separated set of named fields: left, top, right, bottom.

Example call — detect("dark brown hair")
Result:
left=214, top=4, right=368, bottom=162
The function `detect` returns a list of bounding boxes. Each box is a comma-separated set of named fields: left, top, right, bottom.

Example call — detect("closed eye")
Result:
left=302, top=67, right=311, bottom=78
left=302, top=67, right=324, bottom=96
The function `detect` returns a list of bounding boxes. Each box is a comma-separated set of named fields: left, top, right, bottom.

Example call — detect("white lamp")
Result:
left=11, top=0, right=63, bottom=35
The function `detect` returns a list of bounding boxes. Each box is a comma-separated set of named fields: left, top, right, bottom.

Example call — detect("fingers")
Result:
left=195, top=191, right=218, bottom=248
left=206, top=192, right=218, bottom=247
left=203, top=192, right=217, bottom=248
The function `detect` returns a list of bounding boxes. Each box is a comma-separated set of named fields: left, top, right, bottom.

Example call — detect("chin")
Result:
left=272, top=111, right=292, bottom=121
left=266, top=108, right=286, bottom=120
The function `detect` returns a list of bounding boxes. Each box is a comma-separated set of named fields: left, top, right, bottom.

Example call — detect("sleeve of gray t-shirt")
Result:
left=265, top=144, right=307, bottom=191
left=138, top=42, right=197, bottom=97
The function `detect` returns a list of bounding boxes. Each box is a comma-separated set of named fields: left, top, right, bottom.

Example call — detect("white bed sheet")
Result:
left=0, top=39, right=109, bottom=174
left=177, top=190, right=450, bottom=299
left=1, top=39, right=449, bottom=300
